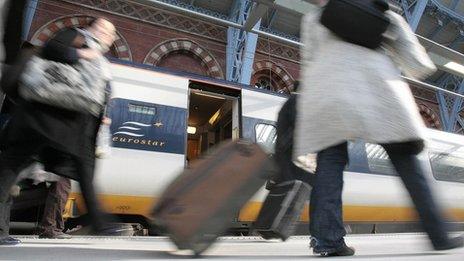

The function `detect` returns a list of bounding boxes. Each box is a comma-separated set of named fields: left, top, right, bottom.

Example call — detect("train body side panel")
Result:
left=68, top=64, right=464, bottom=223
left=426, top=130, right=464, bottom=215
left=70, top=64, right=189, bottom=217
left=241, top=89, right=286, bottom=122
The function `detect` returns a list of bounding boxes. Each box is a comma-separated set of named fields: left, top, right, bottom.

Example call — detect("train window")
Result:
left=346, top=141, right=370, bottom=173
left=364, top=143, right=397, bottom=176
left=428, top=141, right=464, bottom=183
left=128, top=104, right=156, bottom=115
left=255, top=123, right=277, bottom=154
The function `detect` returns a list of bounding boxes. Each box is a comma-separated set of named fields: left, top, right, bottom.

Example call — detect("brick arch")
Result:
left=418, top=104, right=441, bottom=130
left=252, top=60, right=294, bottom=93
left=30, top=14, right=132, bottom=61
left=143, top=39, right=224, bottom=79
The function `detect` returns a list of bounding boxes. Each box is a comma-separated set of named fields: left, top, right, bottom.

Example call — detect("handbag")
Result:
left=18, top=55, right=108, bottom=116
left=320, top=0, right=390, bottom=49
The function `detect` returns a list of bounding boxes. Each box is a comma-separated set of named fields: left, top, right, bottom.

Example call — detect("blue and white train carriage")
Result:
left=70, top=60, right=288, bottom=227
left=8, top=59, right=464, bottom=232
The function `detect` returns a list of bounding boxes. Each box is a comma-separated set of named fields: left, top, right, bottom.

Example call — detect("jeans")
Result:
left=310, top=141, right=449, bottom=252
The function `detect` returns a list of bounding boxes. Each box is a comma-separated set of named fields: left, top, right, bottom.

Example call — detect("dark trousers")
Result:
left=38, top=177, right=71, bottom=235
left=0, top=137, right=106, bottom=237
left=310, top=141, right=449, bottom=251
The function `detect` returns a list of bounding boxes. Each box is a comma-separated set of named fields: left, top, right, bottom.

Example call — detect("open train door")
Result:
left=185, top=81, right=240, bottom=163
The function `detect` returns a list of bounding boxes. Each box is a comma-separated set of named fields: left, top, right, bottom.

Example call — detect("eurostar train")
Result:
left=8, top=60, right=464, bottom=233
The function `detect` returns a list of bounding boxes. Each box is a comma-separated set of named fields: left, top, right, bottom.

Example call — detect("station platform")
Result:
left=0, top=233, right=463, bottom=260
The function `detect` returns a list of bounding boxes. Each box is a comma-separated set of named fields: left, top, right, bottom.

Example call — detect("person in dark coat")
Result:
left=2, top=42, right=73, bottom=239
left=0, top=17, right=117, bottom=245
left=273, top=81, right=314, bottom=185
left=0, top=0, right=26, bottom=245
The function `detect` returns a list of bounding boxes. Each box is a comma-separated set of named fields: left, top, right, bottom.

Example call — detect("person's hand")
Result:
left=77, top=48, right=101, bottom=60
left=102, top=117, right=112, bottom=125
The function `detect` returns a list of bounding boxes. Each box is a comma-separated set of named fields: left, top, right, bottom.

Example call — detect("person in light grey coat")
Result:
left=295, top=2, right=463, bottom=257
left=294, top=10, right=432, bottom=156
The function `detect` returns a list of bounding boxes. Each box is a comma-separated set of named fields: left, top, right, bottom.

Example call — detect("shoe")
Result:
left=314, top=243, right=355, bottom=257
left=0, top=236, right=21, bottom=245
left=39, top=231, right=72, bottom=239
left=434, top=236, right=464, bottom=251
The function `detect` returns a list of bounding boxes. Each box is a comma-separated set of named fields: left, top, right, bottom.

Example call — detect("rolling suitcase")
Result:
left=152, top=140, right=269, bottom=255
left=254, top=180, right=311, bottom=240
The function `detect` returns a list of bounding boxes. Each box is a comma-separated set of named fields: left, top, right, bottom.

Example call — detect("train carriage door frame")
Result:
left=186, top=81, right=241, bottom=162
left=238, top=88, right=287, bottom=224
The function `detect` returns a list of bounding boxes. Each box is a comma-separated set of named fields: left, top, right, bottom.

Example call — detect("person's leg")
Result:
left=310, top=142, right=351, bottom=254
left=72, top=155, right=108, bottom=233
left=38, top=177, right=71, bottom=238
left=0, top=147, right=36, bottom=244
left=383, top=141, right=463, bottom=249
left=54, top=178, right=71, bottom=232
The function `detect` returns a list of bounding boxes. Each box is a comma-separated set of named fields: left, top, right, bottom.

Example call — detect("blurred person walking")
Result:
left=35, top=171, right=72, bottom=239
left=11, top=161, right=71, bottom=239
left=295, top=0, right=464, bottom=256
left=0, top=0, right=27, bottom=245
left=38, top=177, right=71, bottom=239
left=274, top=81, right=314, bottom=185
left=0, top=17, right=118, bottom=245
left=2, top=41, right=72, bottom=239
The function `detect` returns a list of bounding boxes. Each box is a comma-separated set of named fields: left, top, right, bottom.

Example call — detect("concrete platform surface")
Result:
left=0, top=233, right=463, bottom=260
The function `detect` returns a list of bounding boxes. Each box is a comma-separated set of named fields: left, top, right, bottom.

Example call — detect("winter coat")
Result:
left=0, top=28, right=107, bottom=180
left=293, top=9, right=436, bottom=156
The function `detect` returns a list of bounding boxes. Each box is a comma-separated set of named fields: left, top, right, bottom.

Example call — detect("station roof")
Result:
left=141, top=0, right=464, bottom=80
left=164, top=0, right=464, bottom=55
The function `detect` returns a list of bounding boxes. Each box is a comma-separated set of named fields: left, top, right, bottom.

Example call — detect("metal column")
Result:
left=22, top=0, right=39, bottom=40
left=437, top=74, right=464, bottom=133
left=429, top=0, right=464, bottom=133
left=409, top=0, right=429, bottom=32
left=226, top=0, right=259, bottom=84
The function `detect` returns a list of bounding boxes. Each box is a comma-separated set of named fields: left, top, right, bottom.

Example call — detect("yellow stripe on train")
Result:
left=64, top=193, right=464, bottom=223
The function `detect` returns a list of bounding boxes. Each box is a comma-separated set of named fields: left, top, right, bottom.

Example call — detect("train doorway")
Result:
left=186, top=82, right=240, bottom=163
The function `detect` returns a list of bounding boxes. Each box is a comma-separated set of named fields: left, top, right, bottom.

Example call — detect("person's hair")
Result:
left=374, top=0, right=390, bottom=12
left=293, top=81, right=300, bottom=92
left=20, top=41, right=34, bottom=50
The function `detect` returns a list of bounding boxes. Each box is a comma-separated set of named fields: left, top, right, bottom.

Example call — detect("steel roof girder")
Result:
left=244, top=1, right=273, bottom=32
left=410, top=0, right=429, bottom=32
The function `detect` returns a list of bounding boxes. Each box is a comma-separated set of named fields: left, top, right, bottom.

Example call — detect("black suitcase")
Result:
left=254, top=180, right=311, bottom=240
